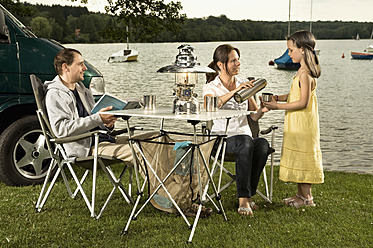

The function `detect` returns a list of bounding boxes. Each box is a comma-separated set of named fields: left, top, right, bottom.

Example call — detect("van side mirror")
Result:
left=0, top=9, right=10, bottom=44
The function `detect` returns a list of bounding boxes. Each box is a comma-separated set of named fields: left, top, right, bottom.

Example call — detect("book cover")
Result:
left=91, top=93, right=127, bottom=114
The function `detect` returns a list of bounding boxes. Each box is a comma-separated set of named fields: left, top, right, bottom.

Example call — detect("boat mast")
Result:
left=126, top=25, right=129, bottom=50
left=288, top=0, right=291, bottom=36
left=310, top=0, right=312, bottom=33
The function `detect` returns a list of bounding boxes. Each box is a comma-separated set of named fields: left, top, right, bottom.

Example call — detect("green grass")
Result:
left=0, top=164, right=372, bottom=247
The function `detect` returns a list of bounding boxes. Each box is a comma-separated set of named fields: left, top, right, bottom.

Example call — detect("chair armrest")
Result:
left=260, top=125, right=278, bottom=135
left=111, top=126, right=143, bottom=136
left=51, top=130, right=107, bottom=144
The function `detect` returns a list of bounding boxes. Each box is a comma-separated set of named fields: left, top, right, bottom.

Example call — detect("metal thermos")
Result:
left=233, top=78, right=267, bottom=103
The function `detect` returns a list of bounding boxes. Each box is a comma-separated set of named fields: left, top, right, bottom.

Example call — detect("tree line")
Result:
left=158, top=16, right=373, bottom=42
left=4, top=2, right=373, bottom=43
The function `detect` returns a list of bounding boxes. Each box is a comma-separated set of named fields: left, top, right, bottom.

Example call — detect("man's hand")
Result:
left=98, top=106, right=118, bottom=129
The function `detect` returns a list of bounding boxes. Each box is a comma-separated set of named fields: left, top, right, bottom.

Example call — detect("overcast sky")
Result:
left=23, top=0, right=373, bottom=22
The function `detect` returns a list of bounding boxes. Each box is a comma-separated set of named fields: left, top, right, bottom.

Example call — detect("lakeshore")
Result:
left=70, top=39, right=373, bottom=175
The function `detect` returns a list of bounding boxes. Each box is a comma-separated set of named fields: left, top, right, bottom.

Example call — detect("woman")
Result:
left=203, top=44, right=270, bottom=216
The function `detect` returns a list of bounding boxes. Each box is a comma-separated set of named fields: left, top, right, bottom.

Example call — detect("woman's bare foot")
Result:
left=238, top=197, right=254, bottom=216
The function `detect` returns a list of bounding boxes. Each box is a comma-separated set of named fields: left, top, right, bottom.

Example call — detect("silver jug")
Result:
left=234, top=78, right=267, bottom=103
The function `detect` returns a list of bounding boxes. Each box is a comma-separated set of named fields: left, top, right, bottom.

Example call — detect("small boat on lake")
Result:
left=108, top=49, right=138, bottom=62
left=351, top=30, right=373, bottom=60
left=274, top=49, right=300, bottom=70
left=107, top=25, right=138, bottom=63
left=350, top=51, right=373, bottom=60
left=351, top=44, right=373, bottom=60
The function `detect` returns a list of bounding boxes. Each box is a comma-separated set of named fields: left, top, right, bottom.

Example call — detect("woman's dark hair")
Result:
left=54, top=48, right=82, bottom=76
left=206, top=44, right=240, bottom=83
left=287, top=30, right=321, bottom=78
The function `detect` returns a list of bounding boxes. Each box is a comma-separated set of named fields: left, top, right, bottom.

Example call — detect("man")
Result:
left=45, top=48, right=149, bottom=167
left=45, top=48, right=212, bottom=218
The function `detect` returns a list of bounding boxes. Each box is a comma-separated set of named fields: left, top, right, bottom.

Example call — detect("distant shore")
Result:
left=16, top=3, right=373, bottom=44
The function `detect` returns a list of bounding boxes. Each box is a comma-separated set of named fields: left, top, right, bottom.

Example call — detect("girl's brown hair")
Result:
left=287, top=30, right=321, bottom=78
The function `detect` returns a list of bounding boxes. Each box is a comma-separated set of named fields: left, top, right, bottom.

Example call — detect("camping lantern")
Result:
left=157, top=44, right=215, bottom=114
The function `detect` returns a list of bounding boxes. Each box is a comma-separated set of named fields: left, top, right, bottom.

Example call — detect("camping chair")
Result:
left=203, top=117, right=277, bottom=203
left=31, top=74, right=136, bottom=219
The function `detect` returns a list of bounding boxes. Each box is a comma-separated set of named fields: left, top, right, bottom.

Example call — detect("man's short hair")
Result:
left=54, top=48, right=82, bottom=76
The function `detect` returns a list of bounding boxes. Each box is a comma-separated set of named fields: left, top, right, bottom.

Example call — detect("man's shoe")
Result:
left=183, top=203, right=213, bottom=218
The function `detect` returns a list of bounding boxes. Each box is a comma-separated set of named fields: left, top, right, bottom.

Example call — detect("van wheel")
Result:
left=0, top=115, right=51, bottom=186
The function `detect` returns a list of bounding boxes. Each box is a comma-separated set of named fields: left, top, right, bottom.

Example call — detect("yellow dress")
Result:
left=279, top=75, right=324, bottom=184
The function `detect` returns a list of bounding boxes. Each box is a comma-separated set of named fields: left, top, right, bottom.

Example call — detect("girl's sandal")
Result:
left=287, top=194, right=316, bottom=208
left=283, top=194, right=301, bottom=204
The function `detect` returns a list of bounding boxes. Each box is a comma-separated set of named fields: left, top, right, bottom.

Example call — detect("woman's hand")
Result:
left=257, top=96, right=271, bottom=112
left=236, top=79, right=254, bottom=92
left=249, top=95, right=270, bottom=121
left=99, top=106, right=118, bottom=129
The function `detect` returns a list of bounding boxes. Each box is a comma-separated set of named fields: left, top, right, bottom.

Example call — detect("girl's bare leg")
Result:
left=300, top=183, right=312, bottom=199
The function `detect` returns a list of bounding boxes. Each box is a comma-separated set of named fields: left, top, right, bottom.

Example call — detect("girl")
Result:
left=264, top=30, right=323, bottom=207
left=203, top=44, right=270, bottom=216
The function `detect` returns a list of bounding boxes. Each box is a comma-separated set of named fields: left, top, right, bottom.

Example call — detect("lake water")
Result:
left=68, top=40, right=373, bottom=175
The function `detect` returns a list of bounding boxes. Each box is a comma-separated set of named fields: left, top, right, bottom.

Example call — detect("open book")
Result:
left=91, top=93, right=141, bottom=114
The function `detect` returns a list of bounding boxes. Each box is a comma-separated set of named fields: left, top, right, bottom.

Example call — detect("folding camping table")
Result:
left=103, top=107, right=252, bottom=242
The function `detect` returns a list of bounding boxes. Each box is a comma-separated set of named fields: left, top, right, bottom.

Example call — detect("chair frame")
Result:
left=31, top=74, right=134, bottom=219
left=203, top=120, right=278, bottom=203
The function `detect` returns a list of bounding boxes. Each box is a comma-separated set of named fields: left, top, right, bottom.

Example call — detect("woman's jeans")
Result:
left=225, top=135, right=270, bottom=198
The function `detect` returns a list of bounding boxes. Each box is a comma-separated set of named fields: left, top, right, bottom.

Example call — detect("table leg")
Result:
left=122, top=119, right=149, bottom=234
left=197, top=147, right=227, bottom=220
left=122, top=176, right=148, bottom=235
left=125, top=119, right=143, bottom=196
left=188, top=122, right=229, bottom=243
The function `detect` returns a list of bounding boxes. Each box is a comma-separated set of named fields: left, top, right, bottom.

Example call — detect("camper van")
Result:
left=0, top=4, right=105, bottom=186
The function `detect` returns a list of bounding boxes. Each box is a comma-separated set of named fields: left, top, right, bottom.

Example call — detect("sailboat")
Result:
left=274, top=49, right=300, bottom=69
left=108, top=26, right=138, bottom=62
left=273, top=0, right=319, bottom=69
left=310, top=0, right=320, bottom=55
left=351, top=30, right=373, bottom=60
left=273, top=0, right=300, bottom=69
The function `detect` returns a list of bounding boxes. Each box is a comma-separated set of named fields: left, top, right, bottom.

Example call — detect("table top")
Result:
left=101, top=107, right=254, bottom=121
